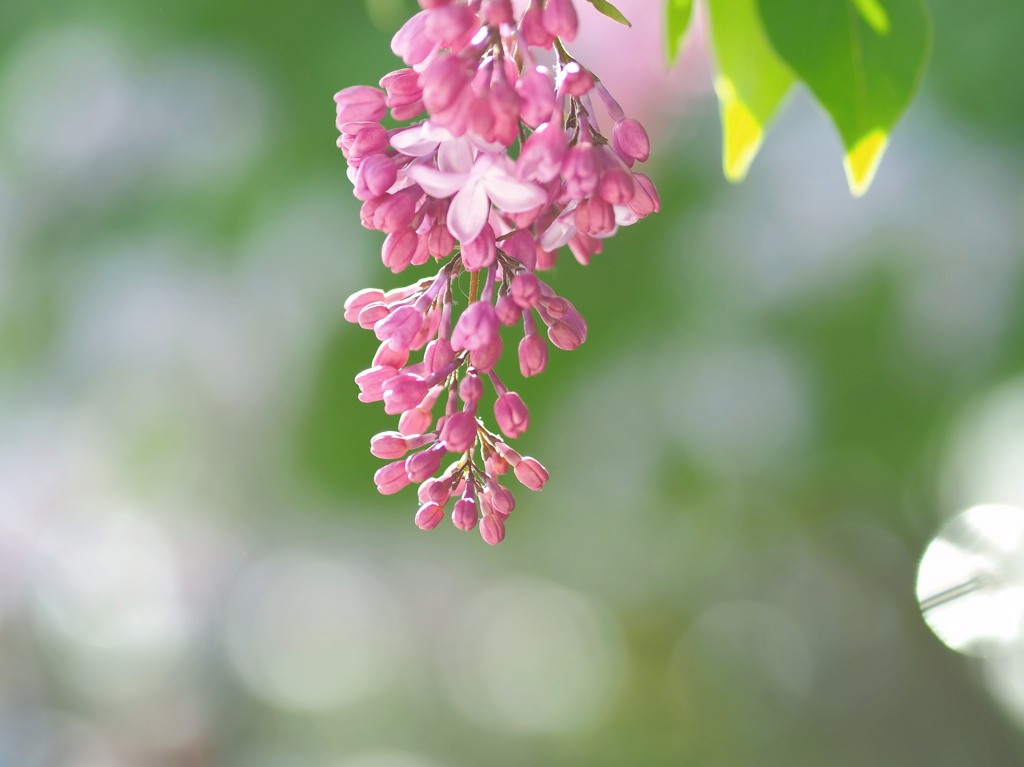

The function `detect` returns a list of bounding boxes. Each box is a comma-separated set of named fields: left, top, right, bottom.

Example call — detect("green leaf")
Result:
left=665, top=0, right=695, bottom=64
left=757, top=0, right=932, bottom=195
left=584, top=0, right=631, bottom=27
left=707, top=0, right=795, bottom=182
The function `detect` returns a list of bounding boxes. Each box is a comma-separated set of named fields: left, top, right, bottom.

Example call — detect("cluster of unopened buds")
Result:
left=337, top=0, right=659, bottom=544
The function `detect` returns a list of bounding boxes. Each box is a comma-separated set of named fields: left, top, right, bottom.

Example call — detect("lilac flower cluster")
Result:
left=337, top=0, right=659, bottom=544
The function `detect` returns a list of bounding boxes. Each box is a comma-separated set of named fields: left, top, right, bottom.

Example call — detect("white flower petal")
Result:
left=613, top=204, right=639, bottom=227
left=540, top=213, right=576, bottom=251
left=437, top=137, right=475, bottom=174
left=482, top=170, right=547, bottom=213
left=406, top=163, right=468, bottom=199
left=390, top=126, right=440, bottom=157
left=447, top=180, right=490, bottom=242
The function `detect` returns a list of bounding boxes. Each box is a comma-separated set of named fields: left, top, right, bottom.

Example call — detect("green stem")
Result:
left=553, top=37, right=573, bottom=66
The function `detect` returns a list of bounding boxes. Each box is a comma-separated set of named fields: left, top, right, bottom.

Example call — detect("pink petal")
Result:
left=405, top=163, right=468, bottom=199
left=447, top=180, right=490, bottom=242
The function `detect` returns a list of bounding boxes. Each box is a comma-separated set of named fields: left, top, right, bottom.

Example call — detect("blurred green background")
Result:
left=2, top=0, right=1024, bottom=765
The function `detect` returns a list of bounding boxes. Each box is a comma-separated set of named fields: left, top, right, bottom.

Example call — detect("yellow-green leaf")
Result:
left=584, top=0, right=631, bottom=28
left=665, top=0, right=695, bottom=64
left=707, top=0, right=795, bottom=181
left=756, top=0, right=931, bottom=196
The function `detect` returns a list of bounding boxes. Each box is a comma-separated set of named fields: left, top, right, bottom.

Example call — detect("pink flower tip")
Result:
left=453, top=497, right=478, bottom=531
left=480, top=514, right=506, bottom=545
left=494, top=392, right=530, bottom=439
left=415, top=502, right=445, bottom=530
left=374, top=460, right=413, bottom=495
left=518, top=333, right=548, bottom=377
left=514, top=456, right=549, bottom=491
left=612, top=118, right=651, bottom=164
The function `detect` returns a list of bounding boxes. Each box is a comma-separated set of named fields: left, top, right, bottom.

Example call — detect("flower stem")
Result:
left=469, top=270, right=480, bottom=303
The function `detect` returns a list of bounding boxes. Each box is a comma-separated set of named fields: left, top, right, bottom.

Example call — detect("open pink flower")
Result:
left=406, top=153, right=546, bottom=242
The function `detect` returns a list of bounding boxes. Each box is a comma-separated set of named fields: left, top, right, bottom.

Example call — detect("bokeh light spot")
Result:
left=442, top=578, right=627, bottom=733
left=224, top=553, right=403, bottom=711
left=916, top=504, right=1024, bottom=654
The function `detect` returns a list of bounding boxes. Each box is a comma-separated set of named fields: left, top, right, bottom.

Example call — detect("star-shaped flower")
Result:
left=407, top=151, right=547, bottom=243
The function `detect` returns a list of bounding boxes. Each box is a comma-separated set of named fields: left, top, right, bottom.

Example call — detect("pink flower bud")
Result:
left=560, top=63, right=594, bottom=97
left=341, top=122, right=390, bottom=161
left=510, top=273, right=542, bottom=308
left=574, top=197, right=616, bottom=236
left=481, top=0, right=514, bottom=25
left=495, top=294, right=522, bottom=326
left=462, top=225, right=496, bottom=271
left=344, top=288, right=385, bottom=323
left=514, top=456, right=549, bottom=490
left=354, top=154, right=397, bottom=200
left=380, top=68, right=423, bottom=108
left=599, top=165, right=636, bottom=206
left=465, top=95, right=495, bottom=138
left=392, top=11, right=434, bottom=67
left=487, top=82, right=521, bottom=147
left=374, top=305, right=424, bottom=350
left=452, top=496, right=478, bottom=531
left=494, top=392, right=529, bottom=438
left=381, top=229, right=419, bottom=273
left=488, top=79, right=520, bottom=121
left=563, top=144, right=599, bottom=199
left=359, top=196, right=383, bottom=229
left=409, top=304, right=440, bottom=348
left=568, top=232, right=602, bottom=265
left=440, top=410, right=477, bottom=452
left=383, top=374, right=428, bottom=415
left=391, top=101, right=426, bottom=122
left=479, top=513, right=506, bottom=545
left=355, top=365, right=400, bottom=402
left=373, top=191, right=418, bottom=233
left=428, top=223, right=456, bottom=259
left=357, top=301, right=389, bottom=329
left=543, top=0, right=578, bottom=41
left=406, top=445, right=445, bottom=482
left=629, top=173, right=661, bottom=216
left=334, top=86, right=387, bottom=124
left=518, top=332, right=548, bottom=377
left=502, top=230, right=538, bottom=271
left=470, top=336, right=503, bottom=373
left=520, top=2, right=554, bottom=48
left=486, top=479, right=516, bottom=517
left=516, top=67, right=557, bottom=129
left=415, top=502, right=445, bottom=530
left=425, top=4, right=478, bottom=50
left=418, top=477, right=452, bottom=505
left=421, top=55, right=473, bottom=115
left=459, top=374, right=483, bottom=406
left=547, top=320, right=585, bottom=350
left=517, top=122, right=568, bottom=183
left=373, top=341, right=409, bottom=370
left=424, top=338, right=456, bottom=375
left=612, top=118, right=651, bottom=164
left=370, top=431, right=411, bottom=459
left=374, top=460, right=412, bottom=495
left=451, top=300, right=500, bottom=352
left=400, top=405, right=434, bottom=435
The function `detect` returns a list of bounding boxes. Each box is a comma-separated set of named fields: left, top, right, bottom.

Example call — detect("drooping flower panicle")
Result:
left=337, top=0, right=660, bottom=545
